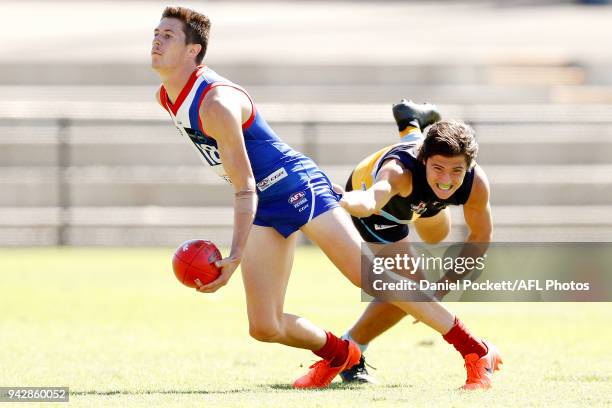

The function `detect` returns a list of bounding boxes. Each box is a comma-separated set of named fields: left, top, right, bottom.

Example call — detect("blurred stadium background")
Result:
left=1, top=0, right=611, bottom=247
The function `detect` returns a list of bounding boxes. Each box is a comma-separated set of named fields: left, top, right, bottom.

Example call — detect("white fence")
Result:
left=1, top=103, right=612, bottom=245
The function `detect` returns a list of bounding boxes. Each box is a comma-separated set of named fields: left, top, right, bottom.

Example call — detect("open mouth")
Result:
left=437, top=183, right=452, bottom=191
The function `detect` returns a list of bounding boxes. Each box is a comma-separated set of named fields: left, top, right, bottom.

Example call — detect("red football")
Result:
left=172, top=239, right=222, bottom=288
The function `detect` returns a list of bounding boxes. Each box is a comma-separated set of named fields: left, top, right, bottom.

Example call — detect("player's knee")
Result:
left=346, top=272, right=361, bottom=289
left=248, top=322, right=282, bottom=343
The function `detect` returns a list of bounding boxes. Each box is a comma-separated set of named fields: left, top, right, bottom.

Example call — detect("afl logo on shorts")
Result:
left=288, top=191, right=308, bottom=208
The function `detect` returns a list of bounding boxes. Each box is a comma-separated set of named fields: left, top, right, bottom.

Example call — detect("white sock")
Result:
left=341, top=331, right=369, bottom=354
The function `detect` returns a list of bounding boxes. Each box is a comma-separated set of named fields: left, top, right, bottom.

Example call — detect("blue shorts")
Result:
left=253, top=162, right=341, bottom=238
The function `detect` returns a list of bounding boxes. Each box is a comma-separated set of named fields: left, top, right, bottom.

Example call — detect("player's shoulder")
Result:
left=200, top=84, right=250, bottom=112
left=471, top=163, right=490, bottom=190
left=377, top=157, right=413, bottom=195
left=379, top=155, right=410, bottom=177
left=466, top=163, right=490, bottom=205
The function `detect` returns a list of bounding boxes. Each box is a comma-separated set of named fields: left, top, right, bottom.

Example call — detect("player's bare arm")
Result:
left=463, top=164, right=493, bottom=244
left=340, top=159, right=413, bottom=218
left=196, top=86, right=257, bottom=293
left=434, top=164, right=492, bottom=293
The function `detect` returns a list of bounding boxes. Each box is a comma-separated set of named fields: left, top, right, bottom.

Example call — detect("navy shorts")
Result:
left=253, top=164, right=341, bottom=238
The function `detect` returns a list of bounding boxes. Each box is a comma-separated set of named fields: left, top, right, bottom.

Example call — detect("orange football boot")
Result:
left=461, top=340, right=503, bottom=390
left=293, top=340, right=361, bottom=389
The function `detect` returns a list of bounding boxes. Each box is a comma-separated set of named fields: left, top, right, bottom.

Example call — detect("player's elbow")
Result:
left=469, top=229, right=492, bottom=244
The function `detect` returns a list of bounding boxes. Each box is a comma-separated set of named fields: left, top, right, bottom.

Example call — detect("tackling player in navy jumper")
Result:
left=336, top=101, right=502, bottom=389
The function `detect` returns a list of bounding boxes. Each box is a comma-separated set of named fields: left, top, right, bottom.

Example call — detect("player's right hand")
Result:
left=194, top=255, right=241, bottom=293
left=339, top=190, right=377, bottom=218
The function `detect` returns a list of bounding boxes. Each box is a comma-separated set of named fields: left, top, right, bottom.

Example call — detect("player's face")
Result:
left=425, top=154, right=468, bottom=199
left=151, top=18, right=191, bottom=71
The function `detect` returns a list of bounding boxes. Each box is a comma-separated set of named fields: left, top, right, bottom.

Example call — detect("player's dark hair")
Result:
left=162, top=6, right=211, bottom=64
left=418, top=120, right=478, bottom=167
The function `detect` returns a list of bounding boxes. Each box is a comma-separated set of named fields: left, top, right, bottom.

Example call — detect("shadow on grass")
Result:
left=266, top=382, right=407, bottom=391
left=266, top=383, right=355, bottom=392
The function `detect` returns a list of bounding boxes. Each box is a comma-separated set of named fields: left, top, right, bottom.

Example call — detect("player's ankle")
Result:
left=341, top=331, right=369, bottom=354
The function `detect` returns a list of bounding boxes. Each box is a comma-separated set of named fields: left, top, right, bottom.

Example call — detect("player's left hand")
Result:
left=194, top=255, right=241, bottom=293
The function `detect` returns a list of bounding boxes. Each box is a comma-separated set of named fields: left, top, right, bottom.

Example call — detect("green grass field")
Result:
left=1, top=247, right=611, bottom=407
